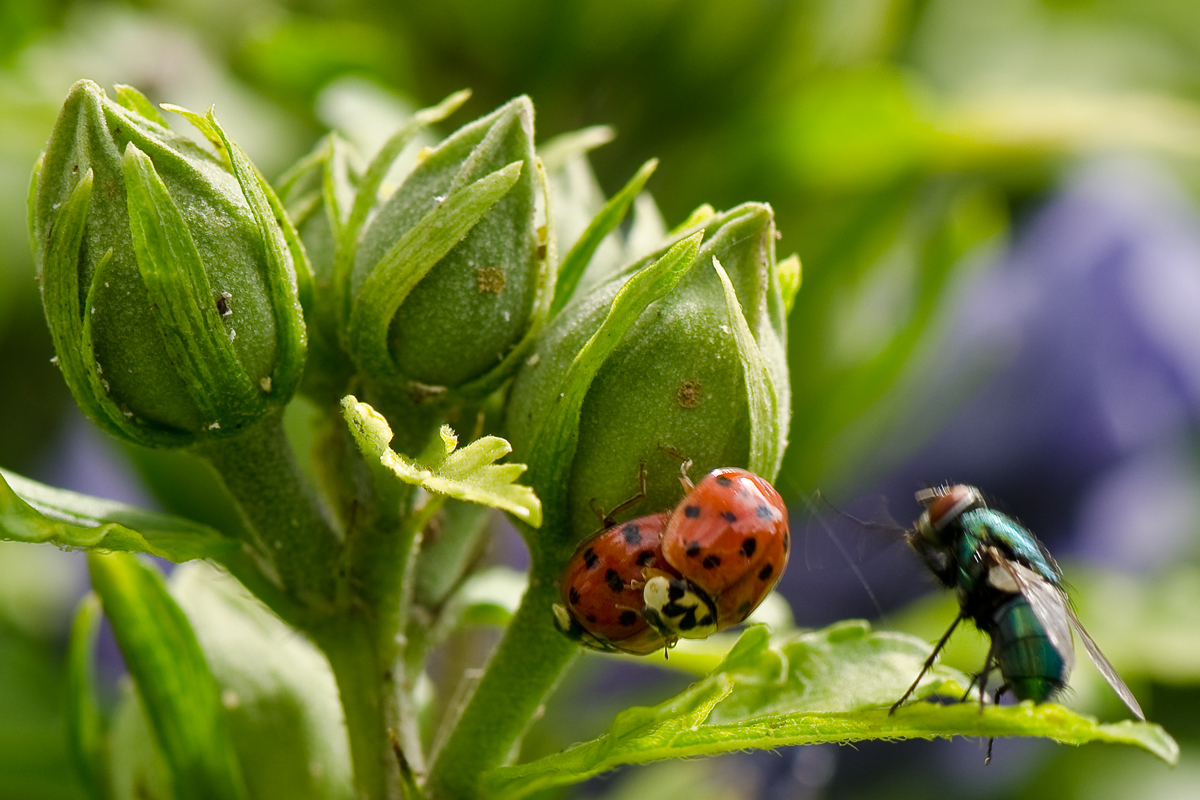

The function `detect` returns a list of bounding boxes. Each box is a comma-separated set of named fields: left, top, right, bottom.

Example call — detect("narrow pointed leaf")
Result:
left=551, top=158, right=658, bottom=316
left=1, top=468, right=237, bottom=562
left=89, top=552, right=248, bottom=800
left=66, top=594, right=110, bottom=800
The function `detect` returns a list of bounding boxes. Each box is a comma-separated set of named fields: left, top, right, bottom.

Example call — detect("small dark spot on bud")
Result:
left=758, top=563, right=774, bottom=581
left=476, top=267, right=506, bottom=294
left=216, top=291, right=232, bottom=318
left=741, top=538, right=757, bottom=557
left=676, top=379, right=702, bottom=408
left=755, top=505, right=777, bottom=519
left=72, top=164, right=79, bottom=174
left=686, top=542, right=701, bottom=558
left=618, top=610, right=638, bottom=626
left=605, top=569, right=623, bottom=593
left=622, top=524, right=642, bottom=545
left=583, top=548, right=598, bottom=569
left=716, top=476, right=732, bottom=486
left=636, top=550, right=654, bottom=566
left=536, top=243, right=547, bottom=260
left=568, top=587, right=581, bottom=605
left=684, top=505, right=701, bottom=518
left=702, top=555, right=722, bottom=569
left=721, top=511, right=737, bottom=523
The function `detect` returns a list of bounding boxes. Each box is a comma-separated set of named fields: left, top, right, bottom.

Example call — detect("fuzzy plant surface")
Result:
left=0, top=80, right=1177, bottom=800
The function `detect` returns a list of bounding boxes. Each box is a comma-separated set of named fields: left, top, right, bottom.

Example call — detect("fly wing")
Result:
left=1001, top=559, right=1076, bottom=672
left=1004, top=559, right=1145, bottom=721
left=1069, top=613, right=1146, bottom=721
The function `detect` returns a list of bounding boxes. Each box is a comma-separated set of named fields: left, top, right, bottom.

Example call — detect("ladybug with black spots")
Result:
left=643, top=466, right=789, bottom=639
left=553, top=512, right=678, bottom=655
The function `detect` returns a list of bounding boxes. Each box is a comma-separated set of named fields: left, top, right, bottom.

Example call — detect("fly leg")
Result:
left=962, top=639, right=997, bottom=709
left=890, top=614, right=962, bottom=714
left=985, top=685, right=1005, bottom=765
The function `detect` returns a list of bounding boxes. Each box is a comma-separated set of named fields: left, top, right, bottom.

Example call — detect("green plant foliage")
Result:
left=340, top=396, right=541, bottom=525
left=86, top=553, right=248, bottom=800
left=0, top=468, right=237, bottom=563
left=485, top=623, right=1177, bottom=798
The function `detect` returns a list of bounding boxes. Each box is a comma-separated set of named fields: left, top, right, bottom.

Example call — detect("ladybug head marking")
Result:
left=642, top=575, right=718, bottom=640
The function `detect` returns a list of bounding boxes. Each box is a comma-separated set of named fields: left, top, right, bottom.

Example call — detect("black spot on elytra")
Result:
left=636, top=550, right=654, bottom=566
left=586, top=614, right=597, bottom=623
left=755, top=505, right=776, bottom=519
left=716, top=476, right=733, bottom=486
left=758, top=563, right=774, bottom=581
left=622, top=524, right=642, bottom=545
left=684, top=505, right=701, bottom=518
left=702, top=555, right=722, bottom=569
left=583, top=548, right=598, bottom=569
left=741, top=537, right=757, bottom=557
left=737, top=601, right=751, bottom=617
left=605, top=569, right=623, bottom=593
left=686, top=542, right=702, bottom=558
left=568, top=587, right=581, bottom=605
left=721, top=511, right=737, bottom=523
left=619, top=610, right=638, bottom=626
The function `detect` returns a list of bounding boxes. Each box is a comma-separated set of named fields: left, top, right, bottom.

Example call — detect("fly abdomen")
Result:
left=991, top=596, right=1070, bottom=703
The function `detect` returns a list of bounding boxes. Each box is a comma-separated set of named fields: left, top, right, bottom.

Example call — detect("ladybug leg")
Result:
left=589, top=462, right=649, bottom=529
left=656, top=445, right=696, bottom=492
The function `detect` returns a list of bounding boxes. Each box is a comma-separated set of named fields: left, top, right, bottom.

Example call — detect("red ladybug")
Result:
left=644, top=467, right=789, bottom=638
left=553, top=512, right=677, bottom=655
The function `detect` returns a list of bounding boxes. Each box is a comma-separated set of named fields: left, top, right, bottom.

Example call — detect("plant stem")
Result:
left=196, top=414, right=340, bottom=610
left=316, top=616, right=401, bottom=800
left=425, top=571, right=577, bottom=799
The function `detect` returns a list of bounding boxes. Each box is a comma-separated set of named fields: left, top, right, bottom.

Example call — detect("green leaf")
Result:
left=551, top=158, right=658, bottom=316
left=713, top=257, right=782, bottom=478
left=0, top=468, right=238, bottom=562
left=483, top=622, right=1177, bottom=798
left=66, top=594, right=110, bottom=800
left=88, top=552, right=249, bottom=800
left=341, top=396, right=541, bottom=525
left=344, top=161, right=524, bottom=383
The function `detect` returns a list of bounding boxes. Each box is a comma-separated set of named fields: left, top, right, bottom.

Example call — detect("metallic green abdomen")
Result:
left=991, top=596, right=1069, bottom=703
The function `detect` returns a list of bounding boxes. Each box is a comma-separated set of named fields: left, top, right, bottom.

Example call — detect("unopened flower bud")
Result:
left=31, top=80, right=306, bottom=447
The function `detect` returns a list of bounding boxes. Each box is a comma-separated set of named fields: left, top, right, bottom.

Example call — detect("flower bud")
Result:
left=507, top=203, right=791, bottom=550
left=347, top=96, right=550, bottom=399
left=31, top=80, right=306, bottom=448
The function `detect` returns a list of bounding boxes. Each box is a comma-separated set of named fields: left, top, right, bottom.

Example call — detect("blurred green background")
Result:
left=3, top=1, right=1200, bottom=798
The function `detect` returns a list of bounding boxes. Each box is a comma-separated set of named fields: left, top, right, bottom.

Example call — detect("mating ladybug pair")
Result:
left=553, top=464, right=790, bottom=655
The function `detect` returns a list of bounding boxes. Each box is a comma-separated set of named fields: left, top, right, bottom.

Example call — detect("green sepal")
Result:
left=551, top=158, right=658, bottom=317
left=341, top=395, right=541, bottom=525
left=483, top=622, right=1178, bottom=799
left=88, top=552, right=249, bottom=800
left=122, top=142, right=264, bottom=432
left=66, top=593, right=110, bottom=800
left=204, top=109, right=309, bottom=407
left=345, top=161, right=524, bottom=385
left=160, top=103, right=227, bottom=164
left=113, top=84, right=167, bottom=127
left=517, top=231, right=703, bottom=561
left=713, top=257, right=783, bottom=477
left=0, top=468, right=238, bottom=563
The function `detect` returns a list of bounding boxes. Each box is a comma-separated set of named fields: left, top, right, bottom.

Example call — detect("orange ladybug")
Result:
left=553, top=512, right=677, bottom=655
left=644, top=467, right=789, bottom=639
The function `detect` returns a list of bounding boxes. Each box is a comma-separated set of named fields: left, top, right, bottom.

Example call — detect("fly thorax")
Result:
left=642, top=575, right=717, bottom=640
